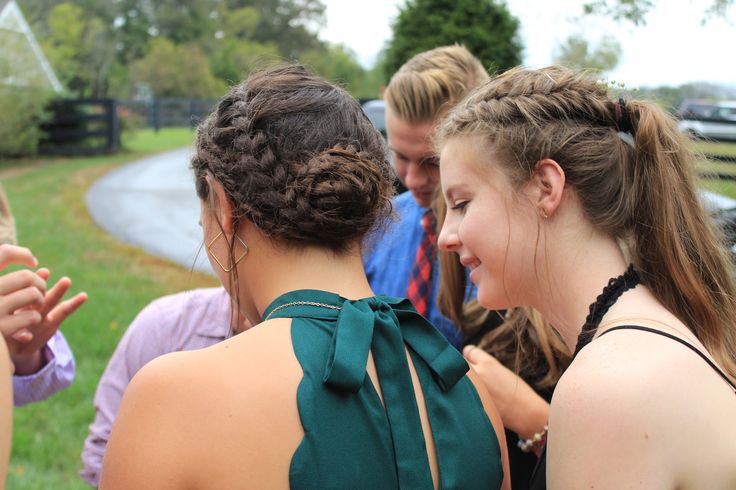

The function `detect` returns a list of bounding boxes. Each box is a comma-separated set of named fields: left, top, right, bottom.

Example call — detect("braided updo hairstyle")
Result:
left=437, top=65, right=736, bottom=381
left=192, top=64, right=395, bottom=254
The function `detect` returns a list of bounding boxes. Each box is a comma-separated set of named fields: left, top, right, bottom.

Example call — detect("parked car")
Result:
left=362, top=99, right=387, bottom=139
left=702, top=190, right=736, bottom=253
left=361, top=98, right=407, bottom=193
left=677, top=100, right=736, bottom=142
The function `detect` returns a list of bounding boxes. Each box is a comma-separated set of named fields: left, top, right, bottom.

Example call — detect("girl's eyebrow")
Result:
left=443, top=183, right=467, bottom=201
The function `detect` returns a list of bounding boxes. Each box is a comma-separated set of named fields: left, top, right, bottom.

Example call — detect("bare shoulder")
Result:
left=548, top=328, right=736, bottom=489
left=552, top=330, right=694, bottom=431
left=126, top=317, right=296, bottom=393
left=101, top=318, right=303, bottom=489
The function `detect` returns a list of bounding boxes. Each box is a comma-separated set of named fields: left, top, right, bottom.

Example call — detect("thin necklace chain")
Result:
left=264, top=301, right=341, bottom=321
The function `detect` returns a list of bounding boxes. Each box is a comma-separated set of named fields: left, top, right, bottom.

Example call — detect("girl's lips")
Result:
left=469, top=266, right=479, bottom=283
left=460, top=257, right=481, bottom=270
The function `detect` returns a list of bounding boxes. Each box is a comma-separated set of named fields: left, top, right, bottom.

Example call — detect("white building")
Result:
left=0, top=0, right=62, bottom=92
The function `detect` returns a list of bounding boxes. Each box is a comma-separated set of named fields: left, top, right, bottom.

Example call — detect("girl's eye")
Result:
left=451, top=201, right=468, bottom=211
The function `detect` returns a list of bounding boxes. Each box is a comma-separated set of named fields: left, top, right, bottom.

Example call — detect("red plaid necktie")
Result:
left=407, top=210, right=437, bottom=317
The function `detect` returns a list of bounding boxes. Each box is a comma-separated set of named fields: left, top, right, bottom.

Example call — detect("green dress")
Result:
left=262, top=289, right=504, bottom=489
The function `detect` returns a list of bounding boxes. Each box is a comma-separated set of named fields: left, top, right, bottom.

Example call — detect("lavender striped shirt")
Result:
left=80, top=287, right=232, bottom=487
left=12, top=331, right=75, bottom=406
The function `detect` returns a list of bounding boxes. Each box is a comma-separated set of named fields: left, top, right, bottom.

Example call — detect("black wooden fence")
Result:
left=117, top=98, right=218, bottom=131
left=38, top=98, right=220, bottom=156
left=39, top=98, right=119, bottom=156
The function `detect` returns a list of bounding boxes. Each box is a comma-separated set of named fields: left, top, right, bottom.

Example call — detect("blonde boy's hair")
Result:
left=384, top=45, right=489, bottom=123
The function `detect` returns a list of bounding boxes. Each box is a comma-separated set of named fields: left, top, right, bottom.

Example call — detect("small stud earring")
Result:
left=540, top=208, right=549, bottom=219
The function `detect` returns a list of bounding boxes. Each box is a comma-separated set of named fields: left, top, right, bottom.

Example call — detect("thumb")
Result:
left=463, top=344, right=481, bottom=363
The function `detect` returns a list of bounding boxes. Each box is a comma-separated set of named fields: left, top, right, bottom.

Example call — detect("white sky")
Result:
left=318, top=0, right=736, bottom=88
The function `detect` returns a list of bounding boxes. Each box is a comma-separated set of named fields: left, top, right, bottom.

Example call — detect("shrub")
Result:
left=0, top=86, right=52, bottom=157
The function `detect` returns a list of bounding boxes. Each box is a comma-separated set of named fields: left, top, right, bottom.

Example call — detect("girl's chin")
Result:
left=475, top=281, right=511, bottom=312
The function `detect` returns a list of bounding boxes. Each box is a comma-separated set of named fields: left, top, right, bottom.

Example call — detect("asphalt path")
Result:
left=85, top=147, right=213, bottom=274
left=85, top=147, right=736, bottom=274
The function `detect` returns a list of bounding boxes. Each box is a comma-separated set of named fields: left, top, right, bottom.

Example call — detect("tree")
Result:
left=211, top=39, right=280, bottom=85
left=583, top=0, right=734, bottom=25
left=25, top=0, right=328, bottom=97
left=41, top=2, right=116, bottom=97
left=383, top=0, right=522, bottom=80
left=225, top=0, right=326, bottom=58
left=130, top=38, right=225, bottom=98
left=554, top=35, right=621, bottom=74
left=300, top=44, right=382, bottom=99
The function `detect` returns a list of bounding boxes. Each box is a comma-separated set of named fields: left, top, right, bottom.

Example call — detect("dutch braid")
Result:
left=192, top=64, right=395, bottom=253
left=437, top=65, right=736, bottom=381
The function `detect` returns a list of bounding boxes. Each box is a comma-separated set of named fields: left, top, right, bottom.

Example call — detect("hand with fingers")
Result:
left=463, top=344, right=550, bottom=454
left=0, top=244, right=46, bottom=367
left=0, top=244, right=87, bottom=375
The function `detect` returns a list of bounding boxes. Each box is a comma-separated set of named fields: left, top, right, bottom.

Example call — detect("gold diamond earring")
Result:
left=207, top=231, right=249, bottom=272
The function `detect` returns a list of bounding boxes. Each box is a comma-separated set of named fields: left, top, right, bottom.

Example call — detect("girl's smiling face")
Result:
left=438, top=136, right=538, bottom=310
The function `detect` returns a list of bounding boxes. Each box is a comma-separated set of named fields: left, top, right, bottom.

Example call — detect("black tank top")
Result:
left=528, top=266, right=736, bottom=489
left=529, top=324, right=736, bottom=489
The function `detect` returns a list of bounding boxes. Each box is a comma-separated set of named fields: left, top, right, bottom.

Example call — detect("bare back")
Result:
left=101, top=294, right=509, bottom=489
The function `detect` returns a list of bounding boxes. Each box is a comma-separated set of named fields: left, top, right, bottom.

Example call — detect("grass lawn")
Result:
left=694, top=140, right=736, bottom=157
left=693, top=141, right=736, bottom=199
left=1, top=127, right=218, bottom=489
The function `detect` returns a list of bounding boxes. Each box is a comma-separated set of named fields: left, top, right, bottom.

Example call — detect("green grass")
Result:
left=692, top=141, right=736, bottom=199
left=701, top=178, right=736, bottom=200
left=694, top=140, right=736, bottom=157
left=1, top=128, right=218, bottom=489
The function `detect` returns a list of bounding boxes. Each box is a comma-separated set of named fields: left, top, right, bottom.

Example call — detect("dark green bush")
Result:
left=0, top=87, right=51, bottom=157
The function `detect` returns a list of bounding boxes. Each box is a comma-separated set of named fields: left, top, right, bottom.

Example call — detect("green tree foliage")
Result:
left=148, top=0, right=219, bottom=44
left=216, top=6, right=261, bottom=41
left=554, top=35, right=622, bottom=74
left=41, top=2, right=116, bottom=97
left=383, top=0, right=522, bottom=79
left=583, top=0, right=734, bottom=25
left=21, top=0, right=385, bottom=101
left=211, top=40, right=281, bottom=85
left=225, top=0, right=326, bottom=58
left=130, top=38, right=226, bottom=98
left=301, top=45, right=367, bottom=95
left=20, top=0, right=330, bottom=98
left=0, top=87, right=51, bottom=157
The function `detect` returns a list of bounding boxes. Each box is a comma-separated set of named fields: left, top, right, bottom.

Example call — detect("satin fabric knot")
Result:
left=323, top=299, right=385, bottom=392
left=389, top=297, right=469, bottom=392
left=262, top=289, right=501, bottom=490
left=261, top=290, right=469, bottom=395
left=322, top=295, right=468, bottom=394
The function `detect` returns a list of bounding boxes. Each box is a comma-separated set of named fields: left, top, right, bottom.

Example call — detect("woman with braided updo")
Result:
left=436, top=65, right=736, bottom=489
left=100, top=65, right=509, bottom=489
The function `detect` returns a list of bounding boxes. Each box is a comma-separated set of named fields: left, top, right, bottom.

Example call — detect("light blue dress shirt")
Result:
left=364, top=191, right=464, bottom=348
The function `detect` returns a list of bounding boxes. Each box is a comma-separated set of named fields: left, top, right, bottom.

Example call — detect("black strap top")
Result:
left=530, top=322, right=736, bottom=489
left=529, top=266, right=736, bottom=489
left=599, top=325, right=736, bottom=392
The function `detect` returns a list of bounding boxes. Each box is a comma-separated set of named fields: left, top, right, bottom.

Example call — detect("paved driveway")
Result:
left=85, top=147, right=213, bottom=274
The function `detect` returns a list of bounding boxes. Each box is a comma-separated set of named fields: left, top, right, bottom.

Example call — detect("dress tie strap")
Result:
left=262, top=289, right=481, bottom=489
left=323, top=300, right=375, bottom=392
left=320, top=295, right=468, bottom=393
